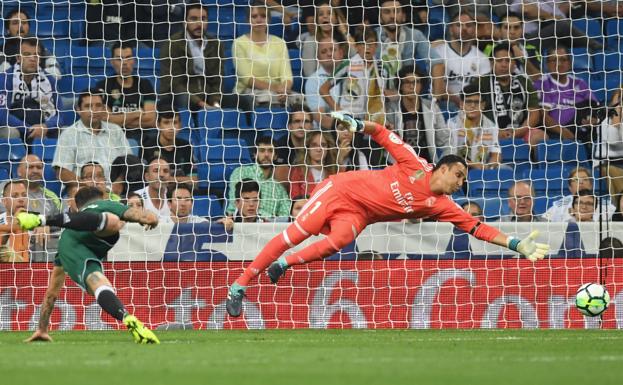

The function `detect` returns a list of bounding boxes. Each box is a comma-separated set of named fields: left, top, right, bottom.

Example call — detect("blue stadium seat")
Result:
left=31, top=138, right=57, bottom=162
left=535, top=140, right=588, bottom=169
left=499, top=139, right=531, bottom=175
left=522, top=166, right=571, bottom=197
left=252, top=107, right=288, bottom=138
left=196, top=138, right=251, bottom=190
left=193, top=195, right=224, bottom=218
left=593, top=51, right=622, bottom=72
left=573, top=18, right=603, bottom=40
left=454, top=197, right=510, bottom=220
left=195, top=109, right=247, bottom=144
left=606, top=19, right=623, bottom=50
left=0, top=139, right=26, bottom=177
left=466, top=168, right=515, bottom=198
left=570, top=47, right=591, bottom=72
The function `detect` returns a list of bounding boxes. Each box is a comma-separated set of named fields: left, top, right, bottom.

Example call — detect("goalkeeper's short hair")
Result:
left=433, top=155, right=468, bottom=172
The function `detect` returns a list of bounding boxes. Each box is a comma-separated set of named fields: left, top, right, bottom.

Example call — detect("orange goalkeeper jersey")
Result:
left=326, top=125, right=500, bottom=242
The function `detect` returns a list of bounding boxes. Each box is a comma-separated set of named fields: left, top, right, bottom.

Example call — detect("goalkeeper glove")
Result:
left=16, top=212, right=44, bottom=231
left=507, top=231, right=550, bottom=262
left=330, top=111, right=364, bottom=133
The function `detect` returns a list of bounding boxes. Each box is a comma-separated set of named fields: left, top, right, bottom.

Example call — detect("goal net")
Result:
left=0, top=0, right=622, bottom=330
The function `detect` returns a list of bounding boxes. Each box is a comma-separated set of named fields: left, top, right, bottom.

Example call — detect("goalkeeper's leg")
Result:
left=85, top=271, right=159, bottom=344
left=267, top=218, right=362, bottom=284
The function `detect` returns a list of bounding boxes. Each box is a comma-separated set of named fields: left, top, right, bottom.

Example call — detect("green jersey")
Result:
left=55, top=200, right=129, bottom=290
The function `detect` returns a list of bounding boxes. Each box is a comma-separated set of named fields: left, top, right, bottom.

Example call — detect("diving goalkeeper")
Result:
left=20, top=186, right=160, bottom=344
left=226, top=112, right=550, bottom=317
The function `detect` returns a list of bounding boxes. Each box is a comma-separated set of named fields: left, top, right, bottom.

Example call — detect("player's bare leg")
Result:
left=85, top=271, right=159, bottom=344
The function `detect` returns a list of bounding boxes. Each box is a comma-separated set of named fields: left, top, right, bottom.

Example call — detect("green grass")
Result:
left=2, top=330, right=622, bottom=385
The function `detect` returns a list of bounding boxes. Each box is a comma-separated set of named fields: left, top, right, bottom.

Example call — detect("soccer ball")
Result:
left=575, top=283, right=610, bottom=317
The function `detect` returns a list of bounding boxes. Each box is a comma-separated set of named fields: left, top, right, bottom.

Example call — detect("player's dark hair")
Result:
left=167, top=183, right=193, bottom=200
left=235, top=179, right=260, bottom=200
left=433, top=155, right=468, bottom=171
left=74, top=186, right=105, bottom=209
left=572, top=189, right=597, bottom=208
left=4, top=8, right=30, bottom=33
left=492, top=42, right=511, bottom=57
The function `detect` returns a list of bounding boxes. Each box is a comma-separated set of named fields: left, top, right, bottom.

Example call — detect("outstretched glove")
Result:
left=16, top=212, right=44, bottom=231
left=508, top=231, right=550, bottom=262
left=330, top=111, right=364, bottom=133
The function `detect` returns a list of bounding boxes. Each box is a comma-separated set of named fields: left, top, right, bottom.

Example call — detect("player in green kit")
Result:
left=23, top=186, right=161, bottom=344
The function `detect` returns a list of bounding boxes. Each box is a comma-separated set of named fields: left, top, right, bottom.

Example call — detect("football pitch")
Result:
left=2, top=329, right=622, bottom=385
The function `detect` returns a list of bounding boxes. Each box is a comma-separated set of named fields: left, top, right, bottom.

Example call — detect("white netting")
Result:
left=0, top=0, right=622, bottom=330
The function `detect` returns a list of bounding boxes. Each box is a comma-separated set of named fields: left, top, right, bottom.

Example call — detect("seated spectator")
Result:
left=16, top=154, right=61, bottom=217
left=53, top=91, right=131, bottom=186
left=510, top=0, right=602, bottom=51
left=461, top=201, right=484, bottom=222
left=0, top=8, right=61, bottom=79
left=288, top=131, right=338, bottom=198
left=274, top=106, right=315, bottom=182
left=125, top=191, right=144, bottom=211
left=336, top=128, right=371, bottom=171
left=498, top=181, right=546, bottom=222
left=0, top=180, right=29, bottom=262
left=544, top=167, right=615, bottom=221
left=535, top=45, right=597, bottom=144
left=431, top=7, right=491, bottom=110
left=160, top=3, right=243, bottom=111
left=477, top=42, right=544, bottom=146
left=448, top=84, right=502, bottom=170
left=373, top=0, right=441, bottom=82
left=226, top=137, right=291, bottom=220
left=300, top=0, right=349, bottom=78
left=0, top=37, right=62, bottom=141
left=79, top=162, right=121, bottom=201
left=319, top=27, right=387, bottom=125
left=218, top=179, right=265, bottom=231
left=141, top=110, right=195, bottom=185
left=305, top=36, right=345, bottom=129
left=494, top=13, right=541, bottom=80
left=168, top=183, right=207, bottom=224
left=594, top=87, right=623, bottom=196
left=568, top=189, right=596, bottom=223
left=61, top=183, right=79, bottom=214
left=95, top=42, right=157, bottom=142
left=396, top=65, right=450, bottom=164
left=233, top=1, right=293, bottom=107
left=290, top=194, right=309, bottom=220
left=135, top=158, right=172, bottom=222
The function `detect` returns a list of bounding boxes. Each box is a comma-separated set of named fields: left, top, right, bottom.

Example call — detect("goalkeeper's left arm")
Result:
left=16, top=211, right=123, bottom=233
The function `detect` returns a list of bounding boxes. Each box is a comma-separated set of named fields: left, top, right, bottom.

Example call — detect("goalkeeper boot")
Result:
left=267, top=261, right=289, bottom=284
left=123, top=314, right=160, bottom=344
left=226, top=283, right=246, bottom=318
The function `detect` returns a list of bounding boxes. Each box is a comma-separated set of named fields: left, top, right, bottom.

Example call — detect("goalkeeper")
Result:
left=22, top=186, right=160, bottom=344
left=226, top=113, right=550, bottom=317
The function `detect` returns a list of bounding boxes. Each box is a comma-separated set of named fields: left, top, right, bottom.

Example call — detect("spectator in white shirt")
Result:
left=135, top=158, right=172, bottom=222
left=53, top=92, right=131, bottom=188
left=167, top=183, right=207, bottom=224
left=544, top=167, right=615, bottom=221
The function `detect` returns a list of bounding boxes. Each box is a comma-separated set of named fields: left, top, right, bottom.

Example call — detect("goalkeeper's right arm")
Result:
left=18, top=211, right=112, bottom=232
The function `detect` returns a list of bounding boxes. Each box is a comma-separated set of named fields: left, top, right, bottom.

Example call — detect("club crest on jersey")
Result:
left=425, top=197, right=436, bottom=207
left=409, top=170, right=425, bottom=184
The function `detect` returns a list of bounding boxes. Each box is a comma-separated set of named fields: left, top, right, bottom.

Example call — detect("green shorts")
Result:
left=55, top=244, right=104, bottom=291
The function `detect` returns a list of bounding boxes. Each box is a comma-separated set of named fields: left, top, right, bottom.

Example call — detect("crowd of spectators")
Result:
left=0, top=0, right=621, bottom=261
